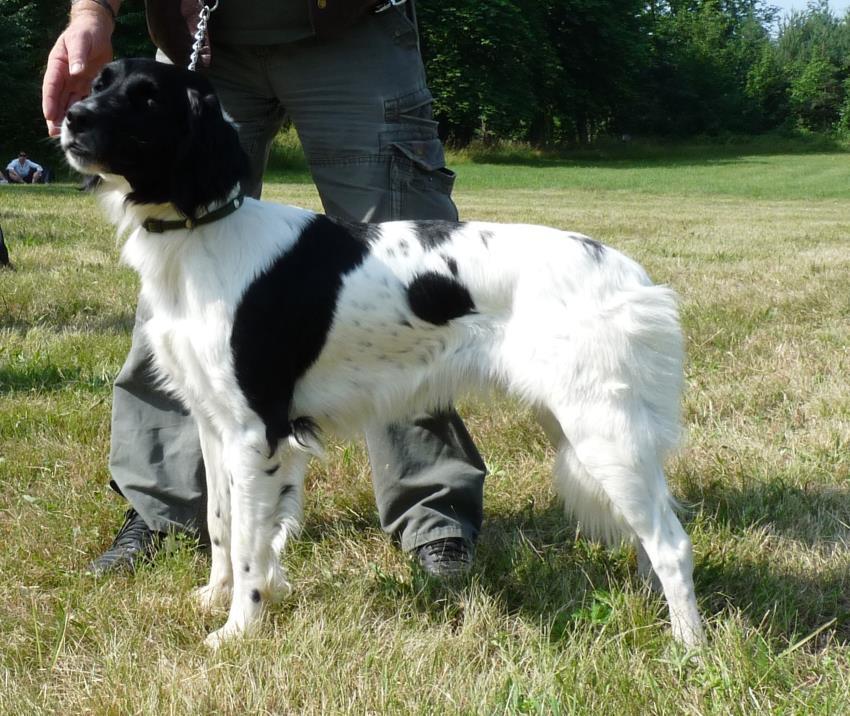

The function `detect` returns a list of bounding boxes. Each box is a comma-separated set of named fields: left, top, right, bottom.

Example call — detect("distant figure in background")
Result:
left=5, top=152, right=45, bottom=184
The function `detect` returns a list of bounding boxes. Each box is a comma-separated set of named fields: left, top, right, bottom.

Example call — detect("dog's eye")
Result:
left=92, top=67, right=112, bottom=94
left=127, top=80, right=159, bottom=110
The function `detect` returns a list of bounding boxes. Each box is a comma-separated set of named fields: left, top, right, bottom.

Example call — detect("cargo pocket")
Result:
left=388, top=138, right=458, bottom=221
left=384, top=87, right=440, bottom=130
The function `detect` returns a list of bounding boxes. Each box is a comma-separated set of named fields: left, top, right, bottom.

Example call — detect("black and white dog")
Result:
left=62, top=59, right=703, bottom=648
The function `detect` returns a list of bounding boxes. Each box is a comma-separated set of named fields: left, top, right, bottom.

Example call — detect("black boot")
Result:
left=414, top=537, right=473, bottom=578
left=87, top=508, right=164, bottom=576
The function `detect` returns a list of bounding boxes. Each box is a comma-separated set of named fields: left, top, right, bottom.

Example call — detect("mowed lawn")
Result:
left=1, top=147, right=848, bottom=714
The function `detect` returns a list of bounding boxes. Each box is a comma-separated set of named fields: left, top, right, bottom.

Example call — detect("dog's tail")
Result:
left=541, top=283, right=685, bottom=546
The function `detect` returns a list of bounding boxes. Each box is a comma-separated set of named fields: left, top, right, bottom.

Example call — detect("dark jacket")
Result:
left=144, top=0, right=382, bottom=67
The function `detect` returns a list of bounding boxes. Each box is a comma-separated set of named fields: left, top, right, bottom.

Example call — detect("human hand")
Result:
left=42, top=5, right=115, bottom=136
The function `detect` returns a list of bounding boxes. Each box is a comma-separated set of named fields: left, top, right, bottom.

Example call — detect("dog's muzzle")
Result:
left=61, top=101, right=103, bottom=173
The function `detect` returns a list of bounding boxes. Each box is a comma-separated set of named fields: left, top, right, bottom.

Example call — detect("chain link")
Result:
left=188, top=1, right=219, bottom=72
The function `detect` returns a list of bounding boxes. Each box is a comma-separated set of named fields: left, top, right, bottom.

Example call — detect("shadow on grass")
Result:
left=82, top=441, right=848, bottom=648
left=0, top=312, right=135, bottom=337
left=456, top=134, right=850, bottom=170
left=298, top=482, right=849, bottom=646
left=685, top=480, right=850, bottom=547
left=0, top=363, right=114, bottom=395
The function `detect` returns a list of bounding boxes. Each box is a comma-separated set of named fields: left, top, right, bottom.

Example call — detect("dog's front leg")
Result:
left=205, top=436, right=307, bottom=649
left=192, top=420, right=233, bottom=613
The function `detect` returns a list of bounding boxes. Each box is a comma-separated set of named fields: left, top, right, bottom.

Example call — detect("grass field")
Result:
left=1, top=146, right=849, bottom=714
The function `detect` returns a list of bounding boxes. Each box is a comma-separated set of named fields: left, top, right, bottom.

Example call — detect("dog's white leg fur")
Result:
left=636, top=541, right=664, bottom=594
left=205, top=433, right=306, bottom=649
left=521, top=284, right=703, bottom=646
left=540, top=407, right=664, bottom=596
left=192, top=421, right=233, bottom=612
left=548, top=422, right=703, bottom=647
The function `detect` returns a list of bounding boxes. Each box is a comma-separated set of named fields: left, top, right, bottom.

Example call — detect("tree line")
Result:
left=418, top=0, right=850, bottom=143
left=2, top=0, right=850, bottom=155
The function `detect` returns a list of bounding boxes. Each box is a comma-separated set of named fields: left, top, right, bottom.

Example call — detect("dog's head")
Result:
left=62, top=58, right=250, bottom=219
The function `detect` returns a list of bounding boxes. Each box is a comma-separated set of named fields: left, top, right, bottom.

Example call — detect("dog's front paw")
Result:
left=204, top=623, right=241, bottom=650
left=203, top=617, right=259, bottom=650
left=192, top=582, right=232, bottom=613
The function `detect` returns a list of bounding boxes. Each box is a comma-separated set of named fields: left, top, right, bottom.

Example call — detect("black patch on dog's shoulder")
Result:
left=231, top=215, right=373, bottom=451
left=250, top=589, right=261, bottom=603
left=575, top=235, right=605, bottom=262
left=407, top=272, right=476, bottom=326
left=479, top=230, right=494, bottom=248
left=414, top=220, right=463, bottom=249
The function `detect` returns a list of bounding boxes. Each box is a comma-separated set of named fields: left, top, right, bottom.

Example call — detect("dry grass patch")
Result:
left=1, top=152, right=849, bottom=713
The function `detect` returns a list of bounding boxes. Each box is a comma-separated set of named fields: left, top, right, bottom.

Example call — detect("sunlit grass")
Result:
left=1, top=147, right=848, bottom=713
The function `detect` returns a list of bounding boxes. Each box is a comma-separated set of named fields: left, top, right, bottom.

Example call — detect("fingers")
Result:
left=67, top=30, right=95, bottom=78
left=41, top=15, right=114, bottom=136
left=43, top=39, right=72, bottom=136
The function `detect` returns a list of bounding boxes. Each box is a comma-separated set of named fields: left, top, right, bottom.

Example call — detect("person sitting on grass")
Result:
left=5, top=152, right=45, bottom=184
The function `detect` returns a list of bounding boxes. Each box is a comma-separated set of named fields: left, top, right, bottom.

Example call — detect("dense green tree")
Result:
left=0, top=0, right=41, bottom=152
left=626, top=0, right=780, bottom=135
left=536, top=0, right=648, bottom=143
left=775, top=2, right=850, bottom=131
left=744, top=42, right=792, bottom=131
left=790, top=52, right=843, bottom=129
left=3, top=0, right=850, bottom=154
left=418, top=0, right=549, bottom=143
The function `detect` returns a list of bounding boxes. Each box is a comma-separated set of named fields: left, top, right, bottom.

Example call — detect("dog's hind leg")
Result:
left=540, top=407, right=660, bottom=594
left=205, top=434, right=307, bottom=649
left=192, top=420, right=233, bottom=613
left=548, top=413, right=703, bottom=647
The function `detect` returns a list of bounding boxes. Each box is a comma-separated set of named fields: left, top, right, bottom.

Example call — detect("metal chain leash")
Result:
left=188, top=0, right=219, bottom=72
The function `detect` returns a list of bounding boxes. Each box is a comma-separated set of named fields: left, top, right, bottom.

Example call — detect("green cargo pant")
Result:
left=108, top=6, right=485, bottom=553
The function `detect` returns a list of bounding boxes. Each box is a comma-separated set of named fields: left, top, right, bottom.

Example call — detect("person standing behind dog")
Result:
left=43, top=0, right=486, bottom=578
left=6, top=152, right=44, bottom=184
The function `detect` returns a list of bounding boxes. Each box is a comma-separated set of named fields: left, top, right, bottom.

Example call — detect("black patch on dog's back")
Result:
left=440, top=253, right=459, bottom=277
left=231, top=216, right=373, bottom=450
left=407, top=272, right=476, bottom=326
left=575, top=235, right=605, bottom=262
left=414, top=220, right=463, bottom=249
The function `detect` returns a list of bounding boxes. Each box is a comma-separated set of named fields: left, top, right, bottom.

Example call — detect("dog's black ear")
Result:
left=170, top=87, right=250, bottom=218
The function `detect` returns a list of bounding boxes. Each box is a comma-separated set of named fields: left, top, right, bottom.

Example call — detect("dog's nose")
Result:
left=65, top=102, right=93, bottom=133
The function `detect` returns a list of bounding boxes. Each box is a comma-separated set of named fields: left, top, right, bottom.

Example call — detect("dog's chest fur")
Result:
left=122, top=199, right=317, bottom=431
